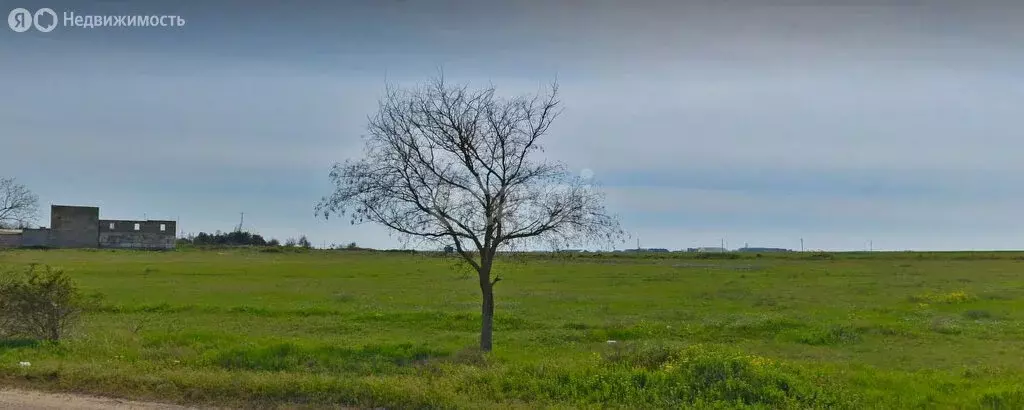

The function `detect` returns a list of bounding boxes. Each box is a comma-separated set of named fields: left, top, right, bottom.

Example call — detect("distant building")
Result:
left=21, top=228, right=50, bottom=247
left=0, top=205, right=176, bottom=250
left=621, top=248, right=671, bottom=253
left=738, top=247, right=791, bottom=253
left=688, top=247, right=728, bottom=253
left=0, top=229, right=22, bottom=249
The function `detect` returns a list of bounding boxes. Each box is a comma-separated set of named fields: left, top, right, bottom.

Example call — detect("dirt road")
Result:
left=0, top=388, right=199, bottom=410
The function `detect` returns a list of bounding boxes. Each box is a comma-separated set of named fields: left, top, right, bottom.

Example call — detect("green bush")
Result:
left=0, top=264, right=91, bottom=342
left=456, top=343, right=850, bottom=408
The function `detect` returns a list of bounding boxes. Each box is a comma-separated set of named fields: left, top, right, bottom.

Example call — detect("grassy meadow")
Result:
left=0, top=248, right=1023, bottom=409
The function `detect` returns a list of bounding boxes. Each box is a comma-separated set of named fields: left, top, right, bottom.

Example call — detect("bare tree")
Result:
left=0, top=178, right=39, bottom=229
left=316, top=76, right=623, bottom=351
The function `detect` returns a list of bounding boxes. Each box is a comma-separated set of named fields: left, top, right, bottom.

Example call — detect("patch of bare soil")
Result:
left=0, top=388, right=200, bottom=410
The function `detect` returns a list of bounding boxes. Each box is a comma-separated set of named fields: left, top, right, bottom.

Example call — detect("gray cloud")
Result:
left=1, top=0, right=1022, bottom=250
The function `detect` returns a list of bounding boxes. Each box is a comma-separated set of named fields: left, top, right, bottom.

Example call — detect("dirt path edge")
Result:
left=0, top=387, right=201, bottom=410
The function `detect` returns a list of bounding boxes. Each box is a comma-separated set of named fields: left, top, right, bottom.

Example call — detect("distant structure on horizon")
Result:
left=687, top=247, right=728, bottom=253
left=0, top=205, right=176, bottom=250
left=737, top=247, right=792, bottom=253
left=610, top=248, right=671, bottom=253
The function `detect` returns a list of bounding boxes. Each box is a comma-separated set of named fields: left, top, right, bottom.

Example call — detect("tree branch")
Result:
left=0, top=178, right=39, bottom=228
left=316, top=75, right=624, bottom=279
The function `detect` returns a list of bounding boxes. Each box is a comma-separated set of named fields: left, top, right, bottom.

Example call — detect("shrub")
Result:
left=0, top=264, right=90, bottom=342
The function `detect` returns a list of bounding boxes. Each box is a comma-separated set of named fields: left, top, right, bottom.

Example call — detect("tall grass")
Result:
left=0, top=249, right=1022, bottom=408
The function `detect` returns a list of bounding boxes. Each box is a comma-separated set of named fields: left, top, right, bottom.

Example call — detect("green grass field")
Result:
left=0, top=248, right=1023, bottom=409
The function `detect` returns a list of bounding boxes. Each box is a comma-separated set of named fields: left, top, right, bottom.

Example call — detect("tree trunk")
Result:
left=479, top=276, right=494, bottom=351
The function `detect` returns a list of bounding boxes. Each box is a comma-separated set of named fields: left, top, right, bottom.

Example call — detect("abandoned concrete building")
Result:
left=0, top=205, right=176, bottom=250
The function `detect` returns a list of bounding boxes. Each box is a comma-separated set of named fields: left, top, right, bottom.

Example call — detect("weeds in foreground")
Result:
left=0, top=265, right=97, bottom=342
left=1, top=249, right=1023, bottom=409
left=910, top=290, right=976, bottom=304
left=454, top=342, right=851, bottom=408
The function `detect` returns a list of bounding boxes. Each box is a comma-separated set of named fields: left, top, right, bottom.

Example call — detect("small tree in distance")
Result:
left=317, top=76, right=623, bottom=351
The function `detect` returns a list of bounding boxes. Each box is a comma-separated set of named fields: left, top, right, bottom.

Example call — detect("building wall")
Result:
left=21, top=228, right=51, bottom=247
left=50, top=205, right=100, bottom=248
left=98, top=220, right=176, bottom=250
left=0, top=233, right=21, bottom=248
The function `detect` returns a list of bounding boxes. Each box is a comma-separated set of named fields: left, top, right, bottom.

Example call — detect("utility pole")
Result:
left=800, top=238, right=804, bottom=252
left=869, top=240, right=873, bottom=252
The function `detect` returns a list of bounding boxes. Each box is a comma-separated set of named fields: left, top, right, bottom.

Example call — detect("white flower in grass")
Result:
left=606, top=340, right=617, bottom=344
left=18, top=361, right=30, bottom=367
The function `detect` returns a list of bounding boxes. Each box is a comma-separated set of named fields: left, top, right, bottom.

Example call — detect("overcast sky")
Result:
left=2, top=0, right=1023, bottom=251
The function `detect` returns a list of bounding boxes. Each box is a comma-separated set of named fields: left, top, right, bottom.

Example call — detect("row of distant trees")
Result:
left=177, top=230, right=313, bottom=248
left=176, top=230, right=364, bottom=251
